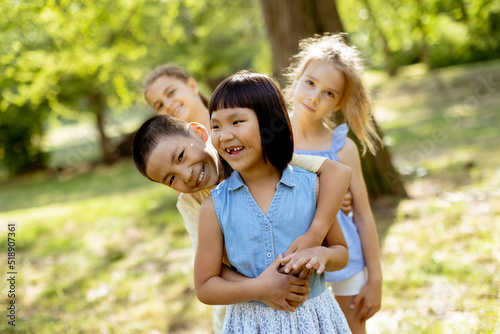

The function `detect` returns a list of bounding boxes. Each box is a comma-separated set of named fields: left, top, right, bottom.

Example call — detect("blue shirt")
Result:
left=295, top=124, right=365, bottom=281
left=211, top=165, right=326, bottom=300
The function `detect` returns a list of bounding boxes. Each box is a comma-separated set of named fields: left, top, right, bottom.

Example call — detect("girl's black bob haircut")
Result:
left=209, top=71, right=294, bottom=172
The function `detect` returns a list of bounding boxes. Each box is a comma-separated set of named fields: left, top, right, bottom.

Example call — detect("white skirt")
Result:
left=222, top=289, right=351, bottom=334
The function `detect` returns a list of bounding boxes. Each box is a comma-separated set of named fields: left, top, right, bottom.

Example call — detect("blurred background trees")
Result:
left=2, top=3, right=498, bottom=332
left=1, top=0, right=499, bottom=188
left=0, top=0, right=269, bottom=175
left=260, top=0, right=407, bottom=197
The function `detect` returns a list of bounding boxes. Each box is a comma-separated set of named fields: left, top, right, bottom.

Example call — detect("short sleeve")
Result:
left=332, top=123, right=349, bottom=153
left=176, top=192, right=203, bottom=252
left=290, top=154, right=326, bottom=173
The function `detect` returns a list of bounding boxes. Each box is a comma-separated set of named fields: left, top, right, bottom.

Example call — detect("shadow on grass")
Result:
left=371, top=195, right=403, bottom=246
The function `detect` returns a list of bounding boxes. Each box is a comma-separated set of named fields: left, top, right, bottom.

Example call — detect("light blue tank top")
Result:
left=295, top=123, right=365, bottom=282
left=211, top=165, right=326, bottom=301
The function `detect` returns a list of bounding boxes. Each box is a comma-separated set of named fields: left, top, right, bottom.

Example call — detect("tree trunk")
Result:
left=87, top=91, right=116, bottom=164
left=259, top=0, right=407, bottom=198
left=259, top=0, right=343, bottom=87
left=349, top=125, right=407, bottom=198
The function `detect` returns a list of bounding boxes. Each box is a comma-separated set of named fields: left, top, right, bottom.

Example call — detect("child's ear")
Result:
left=187, top=77, right=199, bottom=96
left=189, top=122, right=209, bottom=142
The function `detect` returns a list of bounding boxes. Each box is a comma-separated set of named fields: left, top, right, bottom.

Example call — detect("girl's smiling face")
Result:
left=210, top=108, right=266, bottom=175
left=145, top=125, right=223, bottom=193
left=145, top=76, right=202, bottom=123
left=292, top=60, right=345, bottom=122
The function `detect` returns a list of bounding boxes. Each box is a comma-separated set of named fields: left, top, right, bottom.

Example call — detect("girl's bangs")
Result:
left=213, top=86, right=255, bottom=112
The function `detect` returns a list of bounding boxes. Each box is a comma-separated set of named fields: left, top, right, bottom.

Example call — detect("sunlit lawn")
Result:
left=1, top=60, right=499, bottom=333
left=366, top=59, right=500, bottom=333
left=0, top=161, right=212, bottom=333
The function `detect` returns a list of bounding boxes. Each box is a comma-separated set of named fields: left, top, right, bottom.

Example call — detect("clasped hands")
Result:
left=257, top=234, right=326, bottom=312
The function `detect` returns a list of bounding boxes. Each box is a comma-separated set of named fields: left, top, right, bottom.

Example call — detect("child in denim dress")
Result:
left=194, top=71, right=352, bottom=333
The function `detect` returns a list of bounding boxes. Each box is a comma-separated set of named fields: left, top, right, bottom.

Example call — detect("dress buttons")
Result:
left=266, top=252, right=272, bottom=258
left=265, top=225, right=270, bottom=231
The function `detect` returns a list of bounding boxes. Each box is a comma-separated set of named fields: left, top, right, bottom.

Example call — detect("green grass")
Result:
left=366, top=59, right=500, bottom=333
left=0, top=161, right=212, bottom=333
left=1, top=60, right=500, bottom=333
left=368, top=59, right=500, bottom=176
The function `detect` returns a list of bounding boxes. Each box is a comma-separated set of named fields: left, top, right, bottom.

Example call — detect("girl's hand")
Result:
left=341, top=189, right=353, bottom=215
left=350, top=279, right=382, bottom=322
left=283, top=233, right=318, bottom=258
left=257, top=254, right=311, bottom=312
left=278, top=264, right=314, bottom=281
left=280, top=247, right=328, bottom=275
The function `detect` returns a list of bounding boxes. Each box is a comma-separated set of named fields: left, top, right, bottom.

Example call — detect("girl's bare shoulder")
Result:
left=337, top=137, right=361, bottom=167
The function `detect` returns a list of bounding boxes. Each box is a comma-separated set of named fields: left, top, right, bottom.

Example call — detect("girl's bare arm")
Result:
left=338, top=138, right=382, bottom=320
left=281, top=177, right=349, bottom=274
left=285, top=158, right=352, bottom=256
left=194, top=196, right=310, bottom=311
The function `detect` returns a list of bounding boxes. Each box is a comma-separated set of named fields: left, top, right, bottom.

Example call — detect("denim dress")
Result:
left=211, top=166, right=351, bottom=334
left=295, top=124, right=366, bottom=282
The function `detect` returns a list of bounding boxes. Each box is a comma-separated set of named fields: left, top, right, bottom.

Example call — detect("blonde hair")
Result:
left=285, top=33, right=381, bottom=155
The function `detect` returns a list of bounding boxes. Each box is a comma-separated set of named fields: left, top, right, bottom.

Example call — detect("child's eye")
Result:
left=168, top=176, right=175, bottom=186
left=233, top=120, right=243, bottom=125
left=156, top=103, right=163, bottom=110
left=211, top=125, right=219, bottom=130
left=178, top=151, right=184, bottom=162
left=325, top=91, right=335, bottom=98
left=167, top=89, right=175, bottom=97
left=305, top=80, right=314, bottom=86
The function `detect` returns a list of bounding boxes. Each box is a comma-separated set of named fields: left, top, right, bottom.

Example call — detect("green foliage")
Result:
left=338, top=0, right=500, bottom=71
left=0, top=102, right=48, bottom=175
left=0, top=0, right=270, bottom=175
left=140, top=0, right=271, bottom=90
left=0, top=160, right=210, bottom=333
left=2, top=0, right=498, bottom=175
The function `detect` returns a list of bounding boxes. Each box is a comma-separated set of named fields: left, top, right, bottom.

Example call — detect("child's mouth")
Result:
left=225, top=146, right=244, bottom=157
left=171, top=104, right=182, bottom=117
left=302, top=103, right=315, bottom=112
left=196, top=165, right=205, bottom=186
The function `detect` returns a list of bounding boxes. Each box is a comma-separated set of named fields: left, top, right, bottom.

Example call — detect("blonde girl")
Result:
left=286, top=34, right=383, bottom=333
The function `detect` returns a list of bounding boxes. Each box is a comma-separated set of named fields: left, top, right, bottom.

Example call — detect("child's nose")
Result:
left=308, top=91, right=320, bottom=104
left=181, top=167, right=194, bottom=184
left=220, top=129, right=234, bottom=141
left=166, top=101, right=174, bottom=113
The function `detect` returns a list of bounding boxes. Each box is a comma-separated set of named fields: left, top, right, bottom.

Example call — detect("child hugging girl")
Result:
left=194, top=71, right=352, bottom=333
left=140, top=64, right=354, bottom=333
left=285, top=34, right=383, bottom=333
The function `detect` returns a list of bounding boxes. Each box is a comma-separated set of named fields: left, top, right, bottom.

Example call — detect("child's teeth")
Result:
left=197, top=166, right=204, bottom=184
left=226, top=147, right=243, bottom=154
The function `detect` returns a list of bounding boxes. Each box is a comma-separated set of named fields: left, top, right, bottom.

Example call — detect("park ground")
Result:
left=0, top=60, right=499, bottom=333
